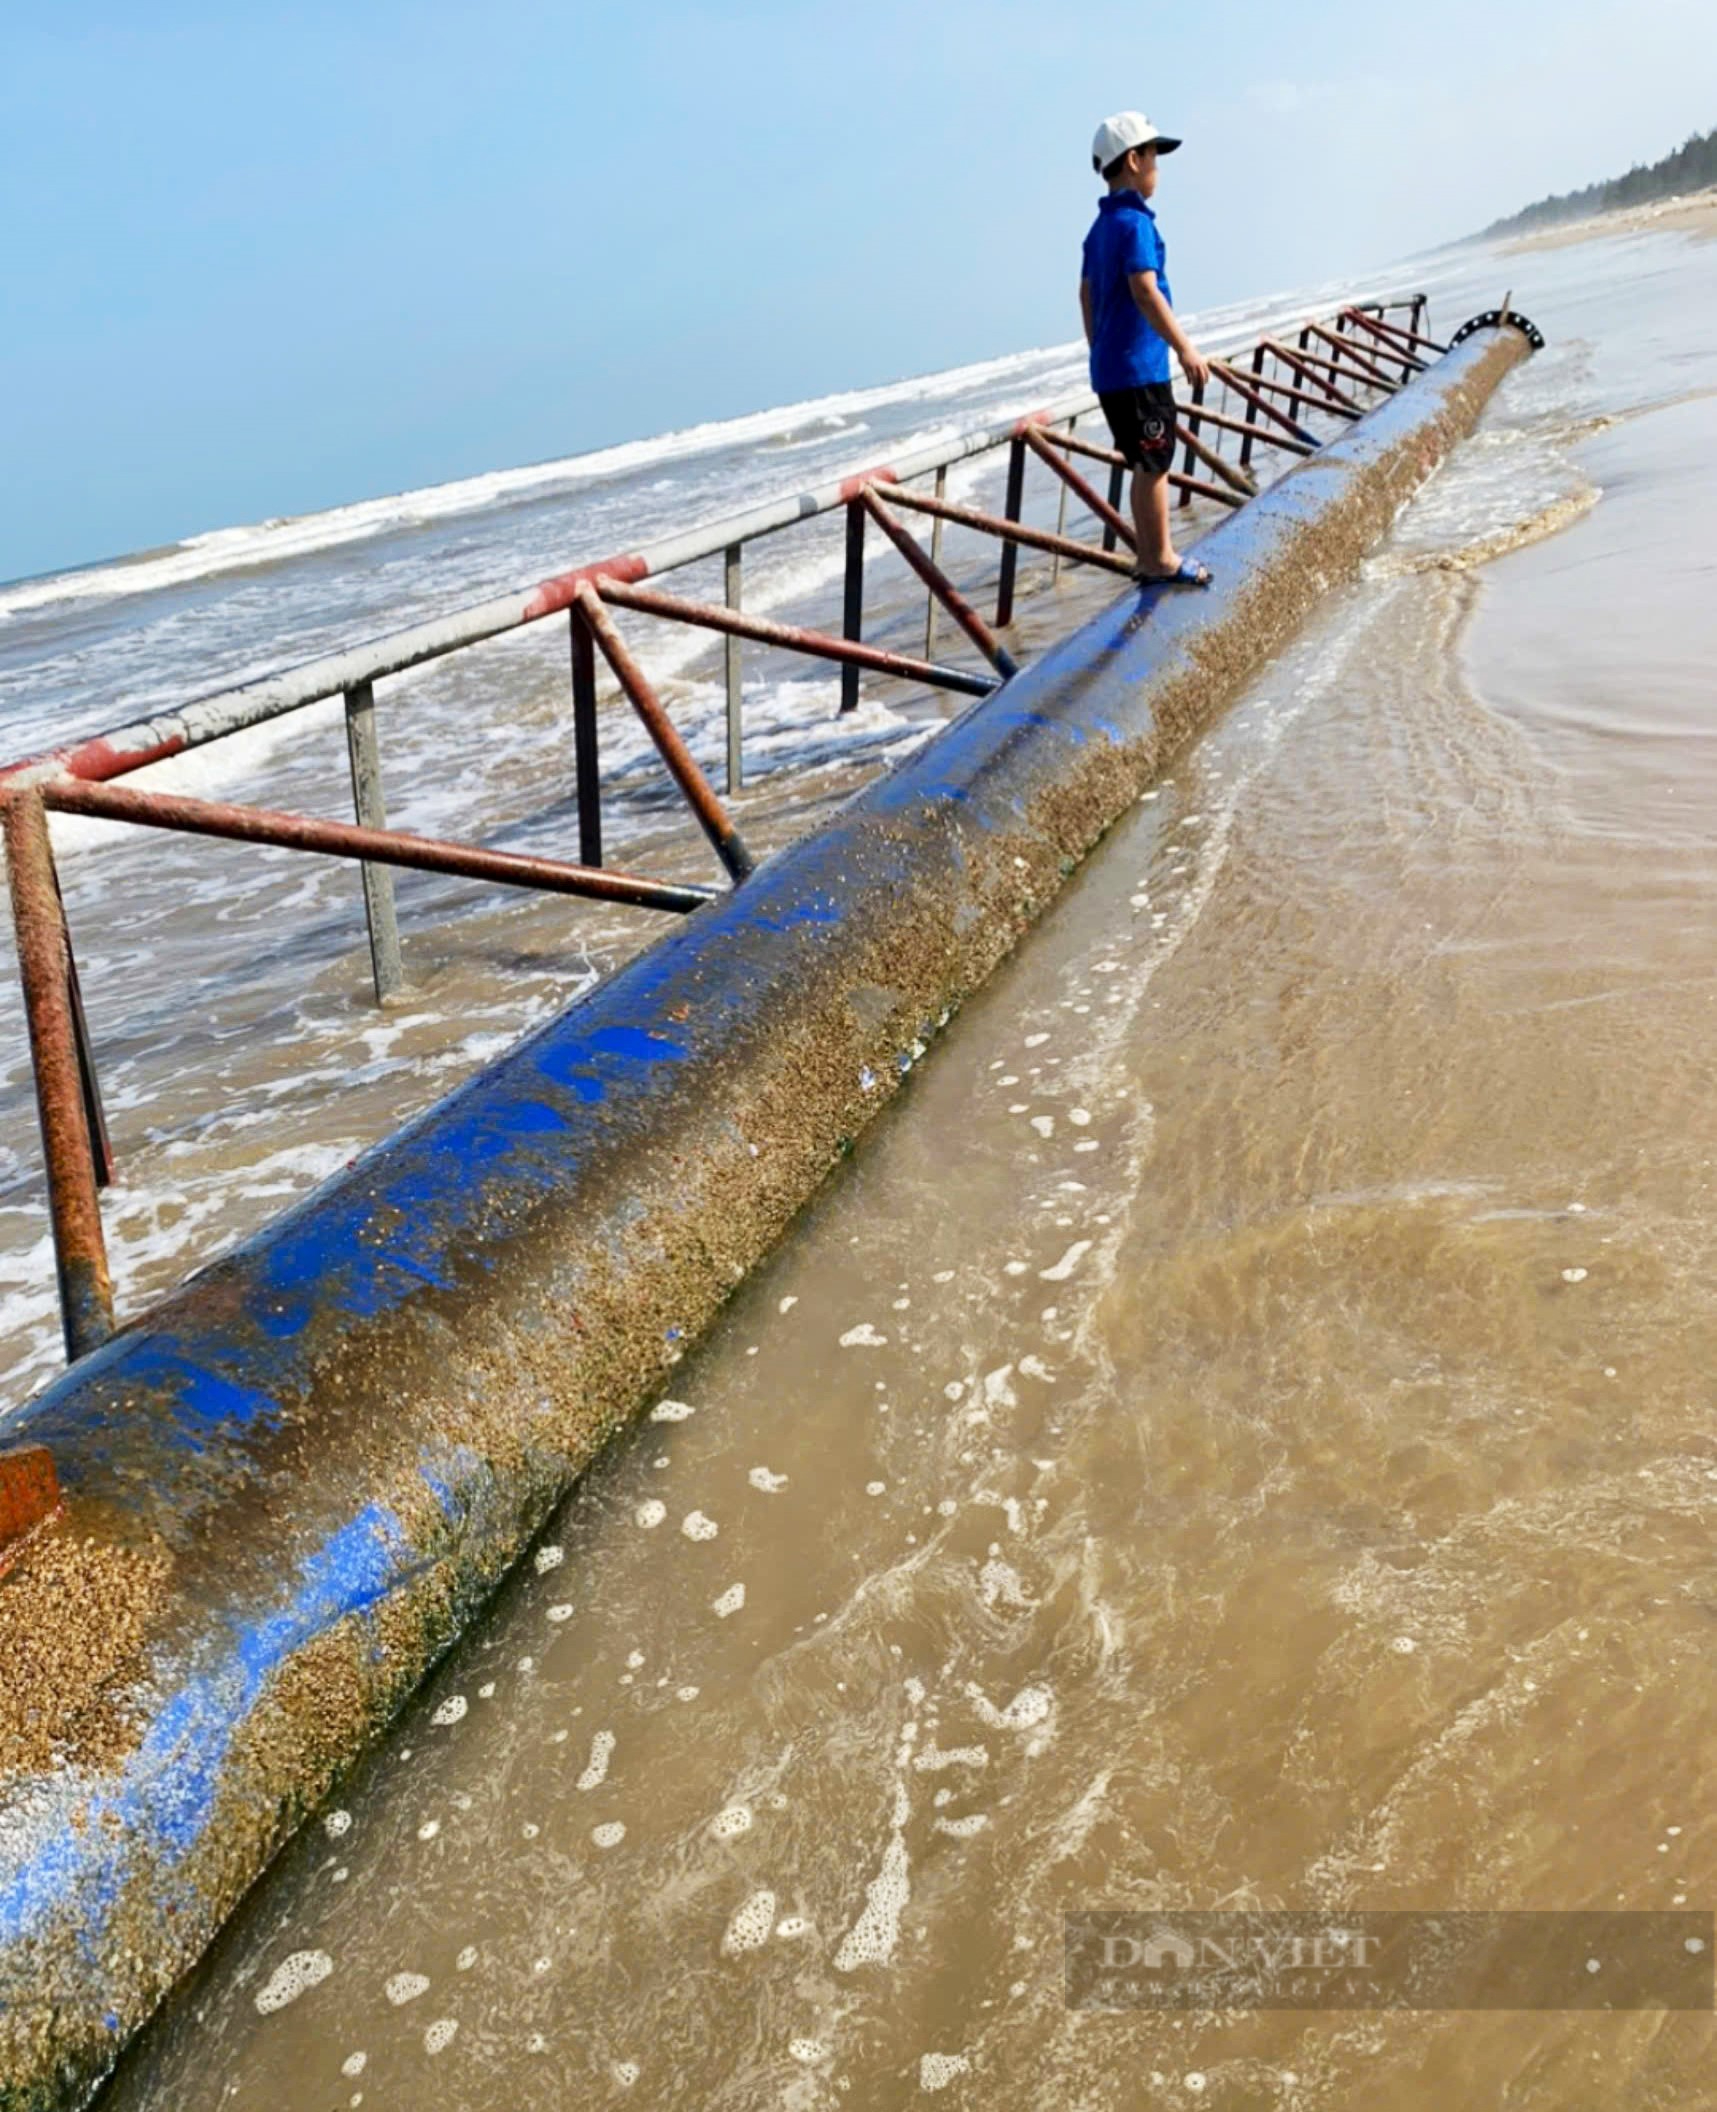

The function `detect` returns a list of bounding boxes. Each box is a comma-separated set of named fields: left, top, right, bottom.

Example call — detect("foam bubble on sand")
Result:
left=713, top=1582, right=746, bottom=1617
left=635, top=1500, right=668, bottom=1528
left=431, top=1695, right=468, bottom=1727
left=790, top=2039, right=828, bottom=2064
left=749, top=1466, right=789, bottom=1492
left=920, top=2052, right=971, bottom=2091
left=424, top=2019, right=459, bottom=2055
left=1068, top=1108, right=1092, bottom=1127
left=1024, top=1033, right=1050, bottom=1048
left=592, top=1822, right=627, bottom=1848
left=255, top=1950, right=334, bottom=2014
left=651, top=1399, right=696, bottom=1422
left=979, top=1558, right=1032, bottom=1609
left=711, top=1802, right=753, bottom=1838
left=840, top=1323, right=888, bottom=1347
left=612, top=2060, right=640, bottom=2086
left=385, top=1972, right=430, bottom=2006
left=1039, top=1241, right=1092, bottom=1281
left=913, top=1744, right=990, bottom=1773
left=417, top=1819, right=441, bottom=1841
left=835, top=1782, right=913, bottom=1973
left=546, top=1603, right=575, bottom=1623
left=456, top=1947, right=478, bottom=1971
left=682, top=1510, right=719, bottom=1541
left=779, top=1294, right=799, bottom=1312
left=966, top=1682, right=1053, bottom=1732
left=677, top=1685, right=701, bottom=1702
left=577, top=1730, right=616, bottom=1791
left=777, top=1914, right=810, bottom=1938
left=1562, top=1267, right=1589, bottom=1283
left=324, top=1810, right=352, bottom=1839
left=934, top=1813, right=989, bottom=1839
left=341, top=2052, right=366, bottom=2077
left=534, top=1545, right=565, bottom=1573
left=1030, top=1115, right=1055, bottom=1138
left=866, top=1481, right=887, bottom=1497
left=1019, top=1355, right=1054, bottom=1381
left=722, top=1889, right=778, bottom=1956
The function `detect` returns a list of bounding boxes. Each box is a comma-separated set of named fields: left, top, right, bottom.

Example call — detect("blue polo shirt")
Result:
left=1081, top=192, right=1173, bottom=392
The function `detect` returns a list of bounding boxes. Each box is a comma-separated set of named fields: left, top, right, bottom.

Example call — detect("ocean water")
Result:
left=0, top=251, right=1482, bottom=1415
left=18, top=219, right=1717, bottom=2111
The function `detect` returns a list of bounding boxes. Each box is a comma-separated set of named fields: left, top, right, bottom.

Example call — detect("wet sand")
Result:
left=89, top=232, right=1717, bottom=2110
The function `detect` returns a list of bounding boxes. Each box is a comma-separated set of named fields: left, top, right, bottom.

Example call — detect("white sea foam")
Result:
left=576, top=1730, right=616, bottom=1791
left=254, top=1950, right=333, bottom=2014
left=721, top=1889, right=778, bottom=1956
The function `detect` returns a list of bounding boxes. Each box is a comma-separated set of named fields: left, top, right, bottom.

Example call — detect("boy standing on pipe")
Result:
left=1081, top=112, right=1213, bottom=586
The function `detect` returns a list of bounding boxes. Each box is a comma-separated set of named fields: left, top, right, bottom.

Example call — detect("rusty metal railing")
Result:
left=1, top=294, right=1438, bottom=1365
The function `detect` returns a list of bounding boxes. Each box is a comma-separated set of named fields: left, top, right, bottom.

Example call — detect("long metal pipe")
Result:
left=38, top=778, right=715, bottom=913
left=572, top=584, right=755, bottom=883
left=1, top=793, right=115, bottom=1362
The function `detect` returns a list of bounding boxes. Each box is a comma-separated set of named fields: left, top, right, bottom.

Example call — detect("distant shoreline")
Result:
left=1499, top=184, right=1717, bottom=254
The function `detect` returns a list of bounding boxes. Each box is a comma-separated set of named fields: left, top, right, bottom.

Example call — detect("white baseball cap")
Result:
left=1091, top=111, right=1182, bottom=173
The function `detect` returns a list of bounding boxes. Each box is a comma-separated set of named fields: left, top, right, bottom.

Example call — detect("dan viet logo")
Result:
left=1063, top=1911, right=1714, bottom=2013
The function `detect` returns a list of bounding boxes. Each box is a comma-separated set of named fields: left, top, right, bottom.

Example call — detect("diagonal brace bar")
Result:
left=880, top=484, right=1135, bottom=577
left=573, top=583, right=756, bottom=884
left=1023, top=426, right=1137, bottom=551
left=594, top=577, right=1001, bottom=696
left=860, top=489, right=1019, bottom=679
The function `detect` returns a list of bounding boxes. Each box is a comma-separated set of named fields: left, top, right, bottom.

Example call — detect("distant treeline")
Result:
left=1483, top=127, right=1717, bottom=236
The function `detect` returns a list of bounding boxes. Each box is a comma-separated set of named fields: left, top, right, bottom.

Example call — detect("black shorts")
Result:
left=1099, top=382, right=1178, bottom=474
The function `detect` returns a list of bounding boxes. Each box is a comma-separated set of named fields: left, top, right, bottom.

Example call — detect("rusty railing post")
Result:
left=570, top=604, right=603, bottom=868
left=924, top=464, right=948, bottom=659
left=839, top=499, right=866, bottom=715
left=3, top=790, right=114, bottom=1362
left=995, top=435, right=1028, bottom=626
left=49, top=864, right=113, bottom=1189
left=1102, top=457, right=1126, bottom=552
left=724, top=542, right=743, bottom=793
left=1179, top=377, right=1204, bottom=509
left=1051, top=414, right=1075, bottom=578
left=1241, top=345, right=1266, bottom=472
left=342, top=680, right=404, bottom=1003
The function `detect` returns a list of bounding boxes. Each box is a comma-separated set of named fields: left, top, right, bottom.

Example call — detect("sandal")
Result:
left=1133, top=556, right=1212, bottom=587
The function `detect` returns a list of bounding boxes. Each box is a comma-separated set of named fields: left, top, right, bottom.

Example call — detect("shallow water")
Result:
left=72, top=225, right=1717, bottom=2108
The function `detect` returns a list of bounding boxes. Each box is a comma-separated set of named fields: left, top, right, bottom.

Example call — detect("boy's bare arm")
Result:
left=1127, top=270, right=1210, bottom=389
left=1079, top=279, right=1094, bottom=346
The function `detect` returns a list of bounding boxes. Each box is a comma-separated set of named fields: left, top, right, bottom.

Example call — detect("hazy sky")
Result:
left=3, top=0, right=1713, bottom=582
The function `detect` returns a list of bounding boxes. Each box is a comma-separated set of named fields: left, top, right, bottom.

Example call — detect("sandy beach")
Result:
left=1501, top=182, right=1717, bottom=252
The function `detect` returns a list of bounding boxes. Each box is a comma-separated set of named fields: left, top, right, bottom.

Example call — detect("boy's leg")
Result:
left=1130, top=465, right=1175, bottom=574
